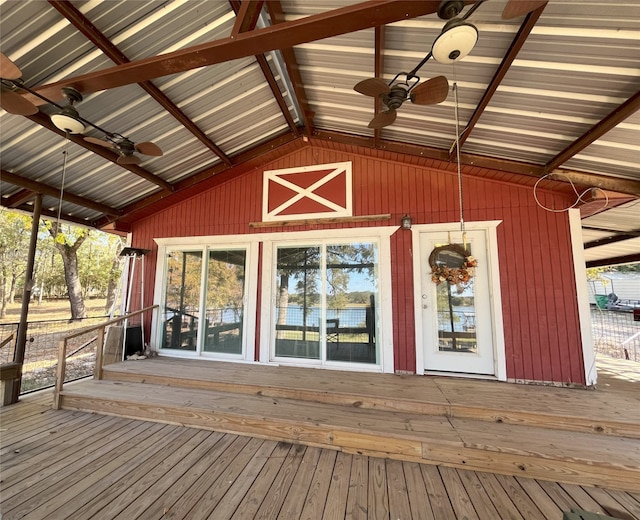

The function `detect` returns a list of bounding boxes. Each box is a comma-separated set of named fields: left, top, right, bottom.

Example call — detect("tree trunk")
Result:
left=0, top=266, right=6, bottom=319
left=60, top=247, right=87, bottom=319
left=49, top=223, right=89, bottom=320
left=8, top=272, right=17, bottom=304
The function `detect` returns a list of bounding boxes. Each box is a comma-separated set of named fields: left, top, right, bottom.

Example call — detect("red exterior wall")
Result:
left=130, top=144, right=586, bottom=385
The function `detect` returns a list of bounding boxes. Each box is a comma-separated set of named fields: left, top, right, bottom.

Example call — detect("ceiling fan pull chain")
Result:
left=56, top=137, right=70, bottom=230
left=453, top=82, right=465, bottom=238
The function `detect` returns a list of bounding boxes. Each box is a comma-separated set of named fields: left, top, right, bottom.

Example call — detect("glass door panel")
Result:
left=326, top=243, right=378, bottom=364
left=275, top=246, right=321, bottom=360
left=162, top=250, right=203, bottom=351
left=203, top=249, right=246, bottom=355
left=436, top=251, right=477, bottom=354
left=272, top=241, right=380, bottom=366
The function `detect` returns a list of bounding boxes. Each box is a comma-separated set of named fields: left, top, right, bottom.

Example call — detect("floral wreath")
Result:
left=429, top=244, right=478, bottom=287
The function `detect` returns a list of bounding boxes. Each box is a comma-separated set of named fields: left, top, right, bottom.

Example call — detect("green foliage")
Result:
left=0, top=210, right=125, bottom=306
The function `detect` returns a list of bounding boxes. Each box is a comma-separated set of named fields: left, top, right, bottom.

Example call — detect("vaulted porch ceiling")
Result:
left=1, top=0, right=638, bottom=265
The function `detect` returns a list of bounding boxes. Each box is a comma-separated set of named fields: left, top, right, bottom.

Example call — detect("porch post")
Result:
left=8, top=194, right=42, bottom=404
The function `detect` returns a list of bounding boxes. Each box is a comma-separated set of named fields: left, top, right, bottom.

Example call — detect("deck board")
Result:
left=1, top=391, right=639, bottom=520
left=57, top=374, right=640, bottom=490
left=102, top=358, right=640, bottom=437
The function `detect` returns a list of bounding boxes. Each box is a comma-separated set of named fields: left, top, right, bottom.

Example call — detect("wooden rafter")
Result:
left=545, top=90, right=640, bottom=172
left=313, top=129, right=640, bottom=196
left=3, top=189, right=37, bottom=208
left=450, top=5, right=546, bottom=156
left=230, top=0, right=265, bottom=37
left=48, top=0, right=233, bottom=167
left=1, top=169, right=122, bottom=217
left=265, top=0, right=315, bottom=135
left=229, top=1, right=299, bottom=136
left=25, top=1, right=445, bottom=104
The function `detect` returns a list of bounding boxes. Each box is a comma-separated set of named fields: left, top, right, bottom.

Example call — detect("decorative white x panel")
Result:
left=262, top=161, right=352, bottom=222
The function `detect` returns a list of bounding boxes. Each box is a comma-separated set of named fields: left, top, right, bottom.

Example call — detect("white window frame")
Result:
left=152, top=237, right=259, bottom=362
left=260, top=227, right=398, bottom=373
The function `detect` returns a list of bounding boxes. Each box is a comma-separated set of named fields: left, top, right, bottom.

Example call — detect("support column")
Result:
left=5, top=194, right=42, bottom=405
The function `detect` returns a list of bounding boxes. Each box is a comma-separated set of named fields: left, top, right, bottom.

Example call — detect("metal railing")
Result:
left=53, top=305, right=157, bottom=409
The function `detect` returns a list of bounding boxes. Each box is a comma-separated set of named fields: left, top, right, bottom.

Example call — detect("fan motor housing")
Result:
left=384, top=86, right=408, bottom=109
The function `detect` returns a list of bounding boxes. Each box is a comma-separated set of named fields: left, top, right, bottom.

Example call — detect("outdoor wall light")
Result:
left=401, top=214, right=412, bottom=229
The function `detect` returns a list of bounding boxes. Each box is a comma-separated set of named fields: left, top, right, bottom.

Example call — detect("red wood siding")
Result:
left=131, top=144, right=586, bottom=385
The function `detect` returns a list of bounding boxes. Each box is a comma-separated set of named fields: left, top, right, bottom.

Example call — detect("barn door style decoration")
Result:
left=262, top=162, right=352, bottom=222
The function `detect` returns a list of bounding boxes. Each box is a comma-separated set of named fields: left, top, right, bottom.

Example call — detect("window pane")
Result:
left=162, top=250, right=202, bottom=351
left=326, top=243, right=378, bottom=364
left=275, top=246, right=321, bottom=360
left=436, top=244, right=477, bottom=354
left=203, top=249, right=246, bottom=355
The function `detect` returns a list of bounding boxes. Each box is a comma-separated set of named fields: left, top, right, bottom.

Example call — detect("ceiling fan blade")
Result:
left=368, top=110, right=396, bottom=129
left=354, top=77, right=390, bottom=97
left=85, top=136, right=114, bottom=148
left=135, top=141, right=163, bottom=156
left=410, top=76, right=450, bottom=105
left=117, top=154, right=141, bottom=165
left=502, top=0, right=547, bottom=19
left=0, top=53, right=23, bottom=80
left=0, top=90, right=38, bottom=115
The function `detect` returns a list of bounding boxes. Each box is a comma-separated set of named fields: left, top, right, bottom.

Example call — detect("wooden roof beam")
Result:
left=230, top=0, right=265, bottom=37
left=229, top=1, right=299, bottom=136
left=545, top=90, right=640, bottom=172
left=266, top=1, right=315, bottom=136
left=48, top=0, right=233, bottom=167
left=313, top=129, right=640, bottom=196
left=27, top=1, right=446, bottom=102
left=1, top=169, right=122, bottom=217
left=586, top=253, right=640, bottom=268
left=2, top=189, right=37, bottom=208
left=451, top=4, right=546, bottom=155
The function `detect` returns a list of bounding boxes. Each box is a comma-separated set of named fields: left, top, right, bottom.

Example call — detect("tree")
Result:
left=0, top=212, right=32, bottom=318
left=47, top=221, right=90, bottom=319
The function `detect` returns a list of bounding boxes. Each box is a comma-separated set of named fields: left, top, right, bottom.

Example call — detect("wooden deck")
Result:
left=46, top=357, right=640, bottom=494
left=2, top=390, right=640, bottom=520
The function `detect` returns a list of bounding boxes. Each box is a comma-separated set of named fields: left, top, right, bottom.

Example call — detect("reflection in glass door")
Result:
left=160, top=247, right=248, bottom=357
left=162, top=250, right=203, bottom=351
left=203, top=250, right=246, bottom=355
left=420, top=229, right=495, bottom=375
left=273, top=241, right=379, bottom=366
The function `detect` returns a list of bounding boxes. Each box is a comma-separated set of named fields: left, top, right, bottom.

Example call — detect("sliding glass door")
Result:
left=272, top=240, right=379, bottom=367
left=160, top=246, right=248, bottom=358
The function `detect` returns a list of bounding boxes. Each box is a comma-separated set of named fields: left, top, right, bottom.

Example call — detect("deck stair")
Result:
left=57, top=358, right=640, bottom=492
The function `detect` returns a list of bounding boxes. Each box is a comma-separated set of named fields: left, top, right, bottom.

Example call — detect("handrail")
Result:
left=1, top=334, right=14, bottom=349
left=53, top=305, right=158, bottom=409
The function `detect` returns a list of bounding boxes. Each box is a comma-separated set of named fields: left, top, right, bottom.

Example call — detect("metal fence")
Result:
left=0, top=316, right=110, bottom=394
left=591, top=307, right=639, bottom=362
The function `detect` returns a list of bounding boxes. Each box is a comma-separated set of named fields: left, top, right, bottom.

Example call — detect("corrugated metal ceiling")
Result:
left=0, top=0, right=638, bottom=265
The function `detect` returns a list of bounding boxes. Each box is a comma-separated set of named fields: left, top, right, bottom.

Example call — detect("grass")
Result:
left=1, top=298, right=110, bottom=324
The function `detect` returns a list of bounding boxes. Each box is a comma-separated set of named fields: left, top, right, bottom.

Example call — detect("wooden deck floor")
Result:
left=2, top=390, right=640, bottom=520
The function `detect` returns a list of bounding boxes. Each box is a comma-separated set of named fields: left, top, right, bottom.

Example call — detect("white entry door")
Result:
left=416, top=227, right=499, bottom=376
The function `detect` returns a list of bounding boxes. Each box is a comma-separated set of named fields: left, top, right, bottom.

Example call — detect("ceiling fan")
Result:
left=354, top=0, right=547, bottom=128
left=0, top=52, right=163, bottom=163
left=85, top=134, right=163, bottom=165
